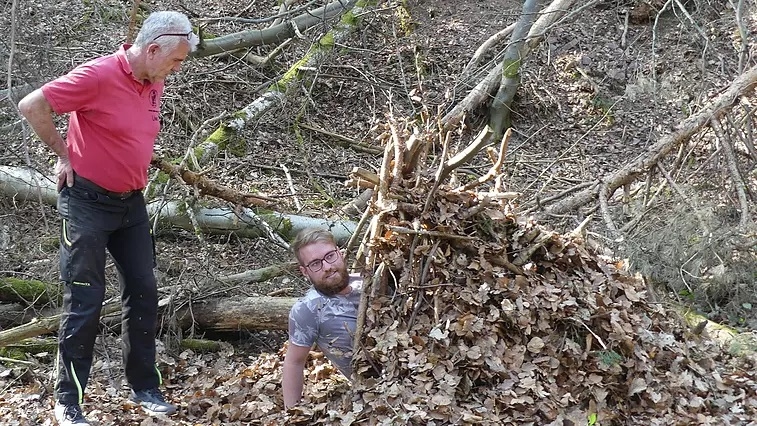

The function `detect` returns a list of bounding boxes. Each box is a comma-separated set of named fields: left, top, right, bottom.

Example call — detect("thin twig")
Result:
left=712, top=119, right=750, bottom=228
left=731, top=0, right=748, bottom=72
left=280, top=163, right=302, bottom=211
left=598, top=183, right=618, bottom=235
left=454, top=128, right=511, bottom=192
left=656, top=162, right=710, bottom=233
left=185, top=198, right=206, bottom=244
left=0, top=356, right=35, bottom=365
left=422, top=130, right=452, bottom=215
left=385, top=225, right=476, bottom=241
left=389, top=119, right=405, bottom=186
left=574, top=319, right=607, bottom=350
left=346, top=198, right=373, bottom=266
left=651, top=0, right=674, bottom=87
left=461, top=23, right=516, bottom=80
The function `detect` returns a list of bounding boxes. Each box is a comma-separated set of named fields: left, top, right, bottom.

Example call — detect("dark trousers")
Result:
left=55, top=177, right=160, bottom=405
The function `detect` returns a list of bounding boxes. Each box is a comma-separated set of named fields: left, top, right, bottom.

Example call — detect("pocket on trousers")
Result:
left=59, top=219, right=73, bottom=283
left=57, top=187, right=70, bottom=218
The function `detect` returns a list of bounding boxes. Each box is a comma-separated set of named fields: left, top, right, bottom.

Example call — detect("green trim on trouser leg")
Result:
left=155, top=364, right=162, bottom=386
left=62, top=218, right=73, bottom=246
left=71, top=362, right=84, bottom=404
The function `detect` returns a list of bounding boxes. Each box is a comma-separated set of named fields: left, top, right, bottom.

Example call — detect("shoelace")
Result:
left=63, top=405, right=84, bottom=420
left=142, top=388, right=166, bottom=402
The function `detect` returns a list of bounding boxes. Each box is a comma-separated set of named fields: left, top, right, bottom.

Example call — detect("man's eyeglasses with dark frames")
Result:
left=303, top=249, right=340, bottom=272
left=152, top=32, right=193, bottom=41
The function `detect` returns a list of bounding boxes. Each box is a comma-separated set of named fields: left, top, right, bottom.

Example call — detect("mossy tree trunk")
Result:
left=0, top=166, right=357, bottom=244
left=0, top=337, right=57, bottom=359
left=441, top=0, right=576, bottom=131
left=0, top=277, right=60, bottom=305
left=488, top=0, right=542, bottom=139
left=192, top=0, right=359, bottom=59
left=198, top=0, right=374, bottom=158
left=0, top=261, right=298, bottom=347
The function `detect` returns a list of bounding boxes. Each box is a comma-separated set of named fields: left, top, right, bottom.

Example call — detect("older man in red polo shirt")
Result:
left=18, top=11, right=198, bottom=426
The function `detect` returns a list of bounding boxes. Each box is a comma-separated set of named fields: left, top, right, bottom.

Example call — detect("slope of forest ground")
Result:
left=1, top=0, right=757, bottom=424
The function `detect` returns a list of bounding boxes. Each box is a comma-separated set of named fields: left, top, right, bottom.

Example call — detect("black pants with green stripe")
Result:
left=55, top=180, right=160, bottom=405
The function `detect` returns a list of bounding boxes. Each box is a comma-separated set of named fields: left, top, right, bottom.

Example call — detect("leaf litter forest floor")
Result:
left=2, top=0, right=757, bottom=424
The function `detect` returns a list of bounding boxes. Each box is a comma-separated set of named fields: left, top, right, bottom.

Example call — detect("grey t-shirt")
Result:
left=288, top=274, right=362, bottom=377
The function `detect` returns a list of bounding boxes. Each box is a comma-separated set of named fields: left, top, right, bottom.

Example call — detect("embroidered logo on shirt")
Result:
left=150, top=90, right=158, bottom=107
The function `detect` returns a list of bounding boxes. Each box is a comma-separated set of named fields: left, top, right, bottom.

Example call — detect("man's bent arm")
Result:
left=282, top=342, right=311, bottom=408
left=18, top=89, right=68, bottom=158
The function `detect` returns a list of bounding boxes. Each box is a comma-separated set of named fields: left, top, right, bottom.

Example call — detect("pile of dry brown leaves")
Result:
left=311, top=121, right=757, bottom=424
left=227, top=115, right=757, bottom=425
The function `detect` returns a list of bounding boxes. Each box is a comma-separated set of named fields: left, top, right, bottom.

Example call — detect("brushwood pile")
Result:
left=229, top=124, right=756, bottom=425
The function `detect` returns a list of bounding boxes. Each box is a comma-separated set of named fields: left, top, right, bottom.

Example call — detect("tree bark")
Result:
left=193, top=0, right=359, bottom=58
left=442, top=0, right=576, bottom=130
left=0, top=165, right=357, bottom=244
left=0, top=303, right=38, bottom=329
left=0, top=293, right=296, bottom=347
left=177, top=296, right=296, bottom=332
left=0, top=260, right=298, bottom=346
left=0, top=300, right=120, bottom=348
left=488, top=0, right=542, bottom=138
left=199, top=0, right=373, bottom=152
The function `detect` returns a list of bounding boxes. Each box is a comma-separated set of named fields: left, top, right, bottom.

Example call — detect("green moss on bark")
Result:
left=0, top=277, right=59, bottom=305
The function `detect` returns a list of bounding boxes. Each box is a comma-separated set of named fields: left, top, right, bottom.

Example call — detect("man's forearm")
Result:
left=282, top=361, right=305, bottom=408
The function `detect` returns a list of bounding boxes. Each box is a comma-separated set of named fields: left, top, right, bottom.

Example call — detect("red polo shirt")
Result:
left=42, top=45, right=164, bottom=192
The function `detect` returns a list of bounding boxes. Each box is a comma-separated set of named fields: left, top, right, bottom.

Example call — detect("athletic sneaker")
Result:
left=130, top=388, right=177, bottom=415
left=54, top=402, right=90, bottom=425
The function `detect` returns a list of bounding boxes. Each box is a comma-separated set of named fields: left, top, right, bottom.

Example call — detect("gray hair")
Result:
left=292, top=228, right=337, bottom=264
left=133, top=11, right=199, bottom=52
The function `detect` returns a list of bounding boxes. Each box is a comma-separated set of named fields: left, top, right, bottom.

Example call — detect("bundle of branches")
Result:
left=335, top=119, right=757, bottom=424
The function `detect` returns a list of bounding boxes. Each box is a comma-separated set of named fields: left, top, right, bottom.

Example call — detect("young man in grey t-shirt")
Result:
left=282, top=228, right=362, bottom=408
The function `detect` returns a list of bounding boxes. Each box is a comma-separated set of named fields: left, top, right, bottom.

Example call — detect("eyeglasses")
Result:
left=303, top=249, right=340, bottom=272
left=152, top=31, right=193, bottom=41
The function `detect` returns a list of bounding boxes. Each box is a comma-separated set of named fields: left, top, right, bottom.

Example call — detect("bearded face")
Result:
left=297, top=242, right=349, bottom=296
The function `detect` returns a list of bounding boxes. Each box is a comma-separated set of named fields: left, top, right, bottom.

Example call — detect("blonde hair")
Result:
left=292, top=228, right=337, bottom=264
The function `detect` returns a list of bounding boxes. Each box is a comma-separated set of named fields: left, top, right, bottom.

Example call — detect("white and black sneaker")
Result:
left=54, top=402, right=90, bottom=425
left=130, top=388, right=177, bottom=415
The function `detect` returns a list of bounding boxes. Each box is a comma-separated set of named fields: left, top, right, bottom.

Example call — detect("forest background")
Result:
left=1, top=0, right=757, bottom=424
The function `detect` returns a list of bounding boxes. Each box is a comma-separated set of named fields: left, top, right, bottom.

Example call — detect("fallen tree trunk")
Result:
left=0, top=261, right=298, bottom=346
left=0, top=166, right=357, bottom=244
left=176, top=296, right=295, bottom=332
left=0, top=277, right=60, bottom=305
left=193, top=0, right=359, bottom=58
left=0, top=300, right=120, bottom=348
left=0, top=294, right=295, bottom=347
left=442, top=0, right=576, bottom=130
left=199, top=0, right=373, bottom=156
left=0, top=337, right=57, bottom=359
left=537, top=62, right=757, bottom=219
left=488, top=0, right=541, bottom=138
left=0, top=302, right=38, bottom=329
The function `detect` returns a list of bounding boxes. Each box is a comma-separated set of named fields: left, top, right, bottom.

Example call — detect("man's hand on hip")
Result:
left=55, top=156, right=73, bottom=192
